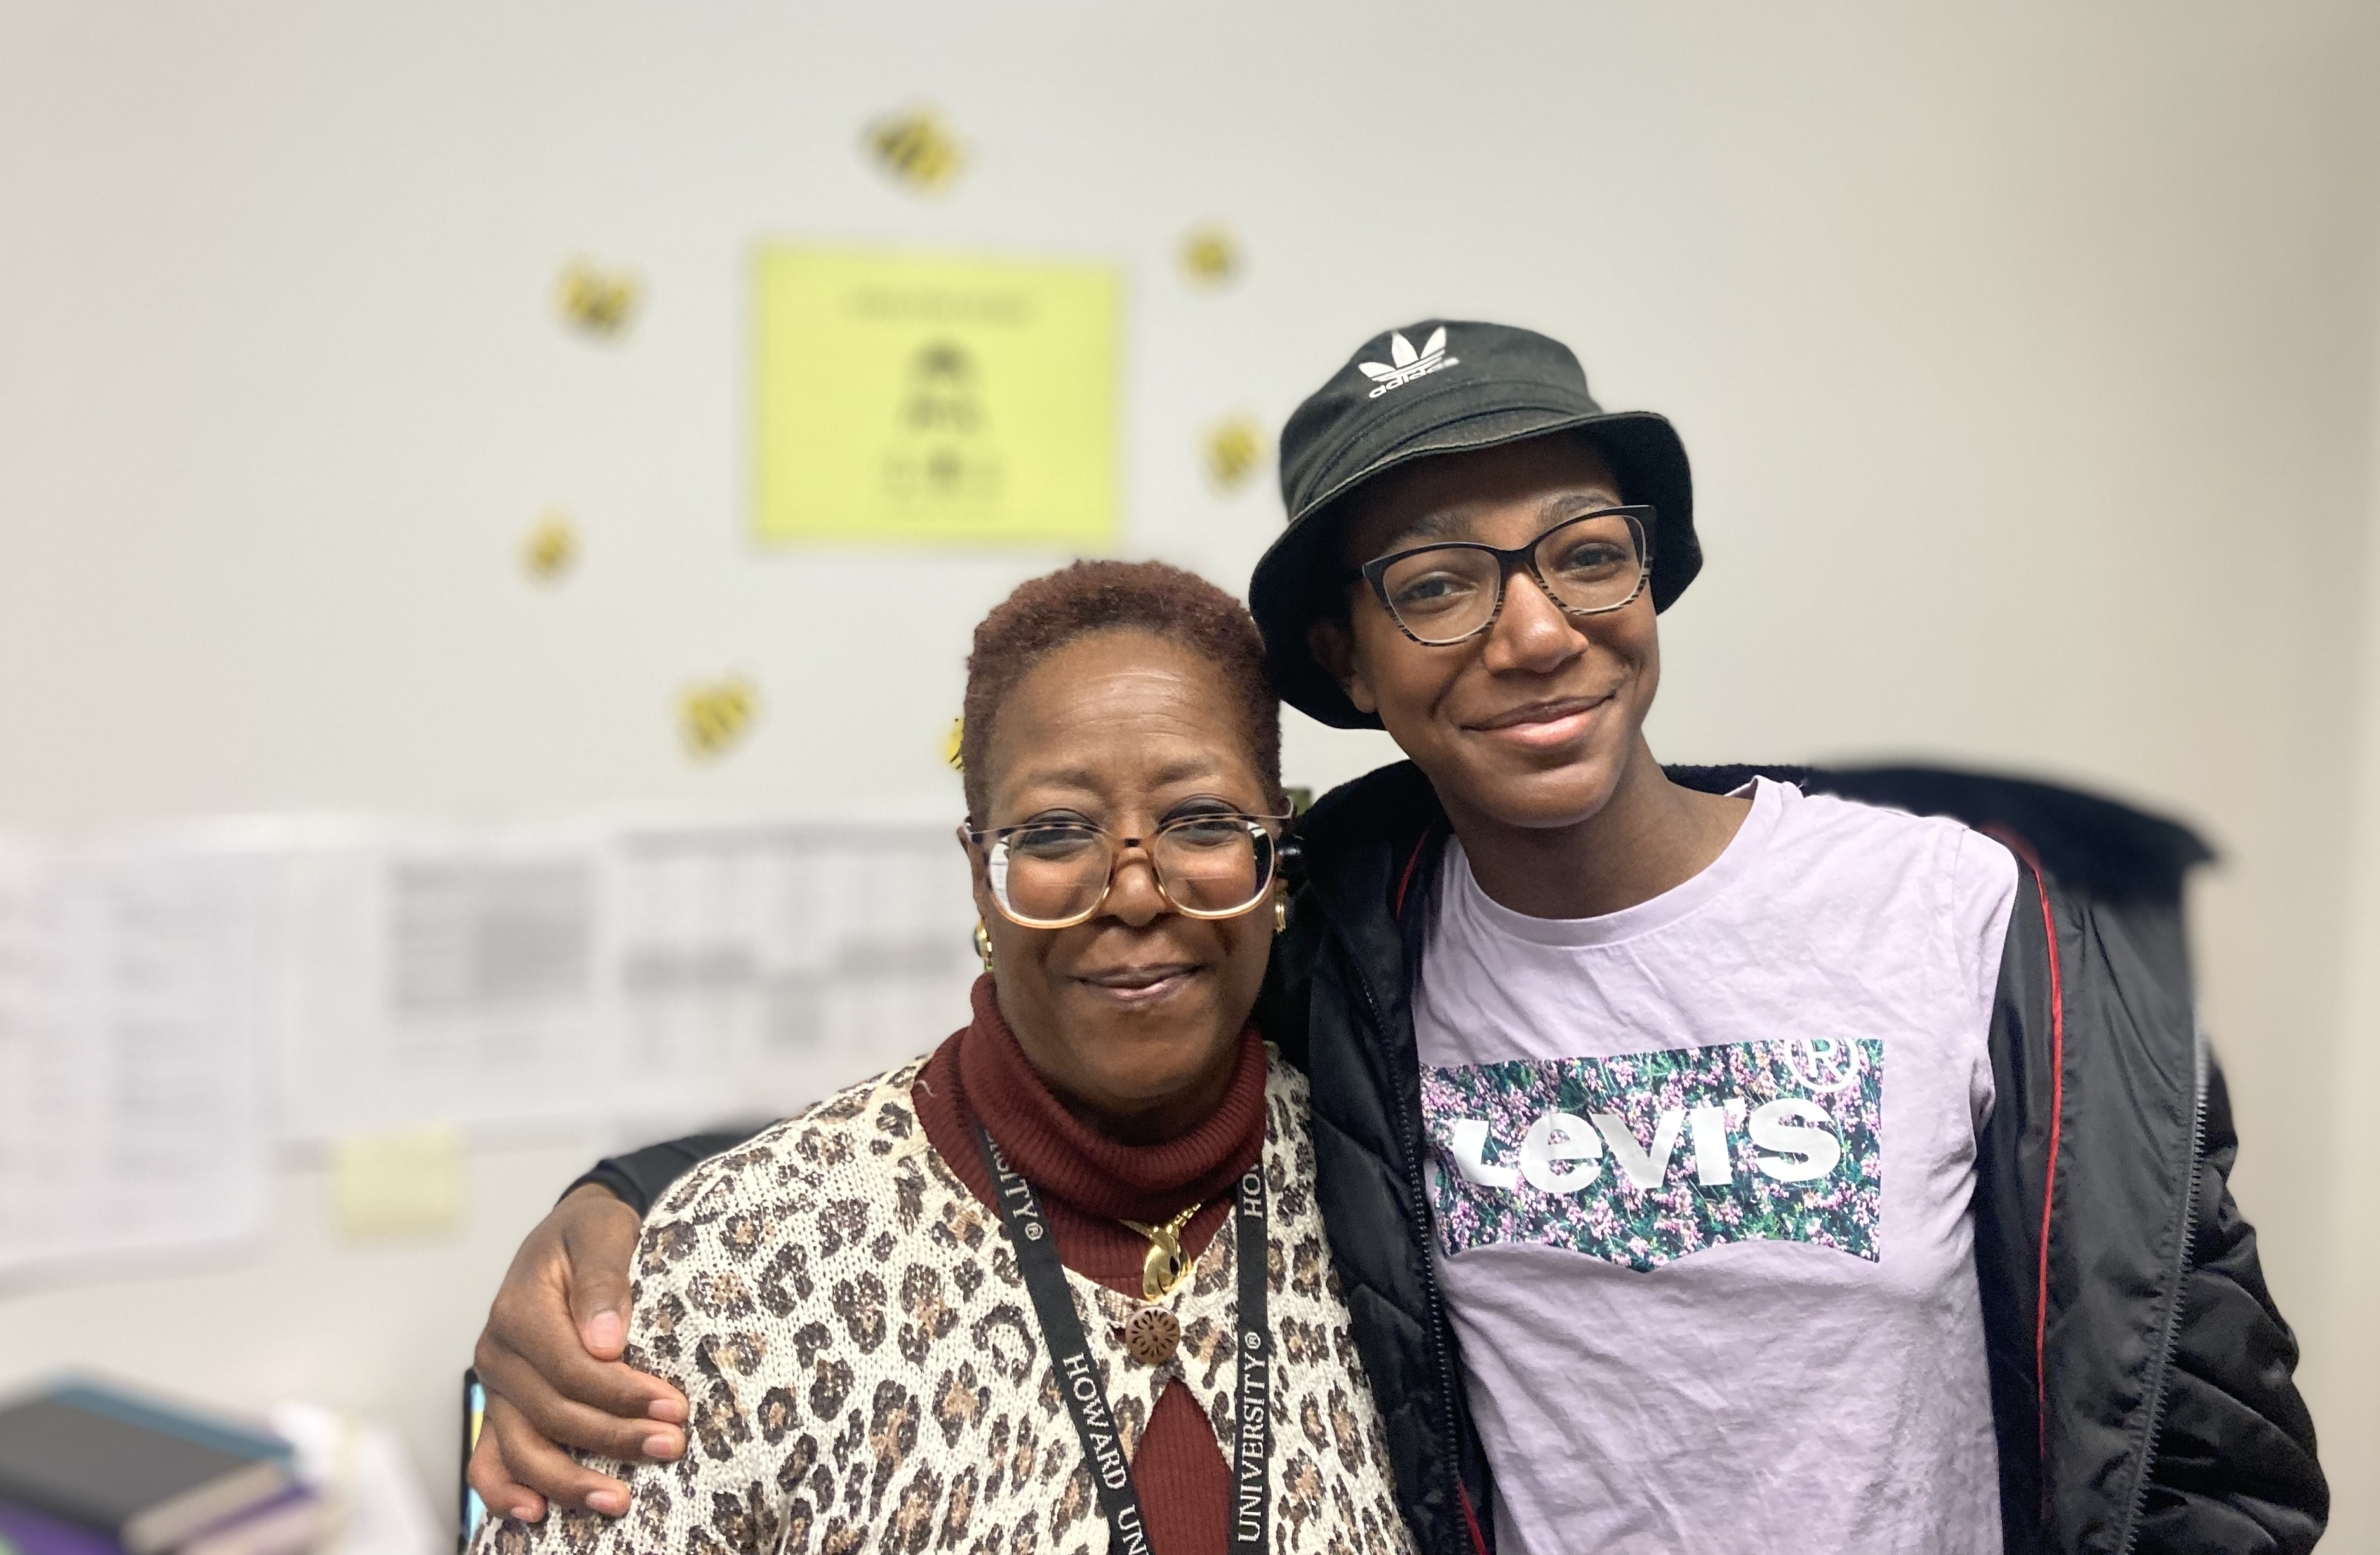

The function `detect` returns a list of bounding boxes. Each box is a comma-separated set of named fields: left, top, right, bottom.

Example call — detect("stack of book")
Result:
left=0, top=1382, right=323, bottom=1555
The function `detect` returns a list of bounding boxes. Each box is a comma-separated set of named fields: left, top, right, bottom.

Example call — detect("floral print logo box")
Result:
left=1422, top=1038, right=1882, bottom=1271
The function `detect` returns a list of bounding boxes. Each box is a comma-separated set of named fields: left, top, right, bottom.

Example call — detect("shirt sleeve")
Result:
left=565, top=1124, right=774, bottom=1215
left=1949, top=827, right=2020, bottom=1132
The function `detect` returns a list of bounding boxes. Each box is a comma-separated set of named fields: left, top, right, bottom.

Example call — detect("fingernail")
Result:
left=510, top=1505, right=540, bottom=1523
left=588, top=1490, right=626, bottom=1516
left=642, top=1432, right=680, bottom=1460
left=646, top=1397, right=687, bottom=1424
left=585, top=1311, right=624, bottom=1351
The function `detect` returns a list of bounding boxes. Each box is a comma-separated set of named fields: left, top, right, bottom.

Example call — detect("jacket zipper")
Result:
left=2113, top=1025, right=2208, bottom=1555
left=1337, top=917, right=1471, bottom=1555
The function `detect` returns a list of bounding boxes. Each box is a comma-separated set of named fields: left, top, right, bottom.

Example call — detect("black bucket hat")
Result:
left=1248, top=319, right=1700, bottom=729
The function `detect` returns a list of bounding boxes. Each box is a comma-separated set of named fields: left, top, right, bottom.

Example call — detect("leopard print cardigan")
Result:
left=477, top=1051, right=1418, bottom=1555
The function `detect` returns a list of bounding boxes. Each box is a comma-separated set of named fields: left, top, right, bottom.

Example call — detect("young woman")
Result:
left=474, top=323, right=2324, bottom=1555
left=472, top=563, right=1415, bottom=1555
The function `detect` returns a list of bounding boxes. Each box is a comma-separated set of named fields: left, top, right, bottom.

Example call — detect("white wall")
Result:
left=4, top=1, right=2378, bottom=1537
left=2314, top=306, right=2380, bottom=1548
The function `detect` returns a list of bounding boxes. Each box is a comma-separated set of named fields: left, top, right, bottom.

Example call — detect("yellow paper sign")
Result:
left=943, top=716, right=965, bottom=771
left=680, top=675, right=758, bottom=760
left=753, top=248, right=1122, bottom=549
left=332, top=1126, right=463, bottom=1238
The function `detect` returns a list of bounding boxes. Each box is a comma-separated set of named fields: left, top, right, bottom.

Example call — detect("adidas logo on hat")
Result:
left=1356, top=327, right=1458, bottom=399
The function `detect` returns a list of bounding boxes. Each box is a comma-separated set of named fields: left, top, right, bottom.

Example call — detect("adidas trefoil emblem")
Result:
left=1357, top=327, right=1458, bottom=399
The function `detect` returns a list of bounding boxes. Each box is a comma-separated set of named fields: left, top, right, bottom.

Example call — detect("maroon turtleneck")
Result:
left=911, top=977, right=1263, bottom=1555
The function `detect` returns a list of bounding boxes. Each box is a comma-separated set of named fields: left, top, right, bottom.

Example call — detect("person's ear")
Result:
left=1308, top=617, right=1380, bottom=716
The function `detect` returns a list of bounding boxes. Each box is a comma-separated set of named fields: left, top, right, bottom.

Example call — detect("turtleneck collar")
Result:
left=951, top=974, right=1266, bottom=1224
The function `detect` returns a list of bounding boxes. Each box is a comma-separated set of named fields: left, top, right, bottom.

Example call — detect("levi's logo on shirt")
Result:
left=1422, top=1037, right=1882, bottom=1271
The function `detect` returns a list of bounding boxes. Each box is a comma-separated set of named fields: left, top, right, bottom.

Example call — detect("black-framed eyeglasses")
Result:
left=1351, top=505, right=1655, bottom=647
left=960, top=809, right=1292, bottom=930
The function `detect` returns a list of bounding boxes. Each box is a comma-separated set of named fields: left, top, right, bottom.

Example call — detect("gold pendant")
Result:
left=1120, top=1203, right=1201, bottom=1300
left=1139, top=1230, right=1186, bottom=1301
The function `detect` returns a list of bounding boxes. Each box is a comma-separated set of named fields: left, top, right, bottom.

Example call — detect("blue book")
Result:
left=39, top=1387, right=290, bottom=1476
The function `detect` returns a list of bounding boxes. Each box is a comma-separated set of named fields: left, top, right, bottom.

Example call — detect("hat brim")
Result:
left=1250, top=408, right=1699, bottom=731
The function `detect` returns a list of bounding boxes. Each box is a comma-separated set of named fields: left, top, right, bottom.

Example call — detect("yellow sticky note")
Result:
left=865, top=107, right=966, bottom=193
left=1203, top=415, right=1264, bottom=491
left=753, top=247, right=1122, bottom=549
left=332, top=1127, right=463, bottom=1238
left=554, top=260, right=640, bottom=337
left=523, top=511, right=578, bottom=581
left=1180, top=223, right=1240, bottom=286
left=681, top=675, right=758, bottom=760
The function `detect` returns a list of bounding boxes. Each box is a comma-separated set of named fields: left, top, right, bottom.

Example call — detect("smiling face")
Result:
left=963, top=628, right=1277, bottom=1142
left=1314, top=434, right=1660, bottom=835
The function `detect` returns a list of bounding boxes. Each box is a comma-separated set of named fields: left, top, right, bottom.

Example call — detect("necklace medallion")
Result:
left=1122, top=1307, right=1182, bottom=1366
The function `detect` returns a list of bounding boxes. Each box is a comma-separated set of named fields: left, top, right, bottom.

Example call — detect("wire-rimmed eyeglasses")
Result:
left=1352, top=506, right=1655, bottom=647
left=961, top=809, right=1291, bottom=930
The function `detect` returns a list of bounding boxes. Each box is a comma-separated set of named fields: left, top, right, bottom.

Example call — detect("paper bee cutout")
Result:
left=866, top=107, right=966, bottom=193
left=554, top=260, right=640, bottom=337
left=1202, top=415, right=1265, bottom=491
left=679, top=676, right=758, bottom=760
left=1179, top=223, right=1240, bottom=286
left=522, top=511, right=578, bottom=581
left=944, top=716, right=965, bottom=772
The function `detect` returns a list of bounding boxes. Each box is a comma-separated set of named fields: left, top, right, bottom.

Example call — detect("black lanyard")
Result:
left=974, top=1121, right=1271, bottom=1552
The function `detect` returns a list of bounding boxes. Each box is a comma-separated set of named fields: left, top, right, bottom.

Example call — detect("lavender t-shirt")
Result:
left=1415, top=778, right=2019, bottom=1554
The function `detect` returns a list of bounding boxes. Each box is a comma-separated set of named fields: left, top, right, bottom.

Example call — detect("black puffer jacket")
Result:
left=1260, top=760, right=2327, bottom=1555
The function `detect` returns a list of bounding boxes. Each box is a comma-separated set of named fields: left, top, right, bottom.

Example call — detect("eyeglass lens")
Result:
left=1377, top=511, right=1646, bottom=646
left=988, top=815, right=1275, bottom=926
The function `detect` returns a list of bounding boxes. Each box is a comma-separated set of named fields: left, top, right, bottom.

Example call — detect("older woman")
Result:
left=472, top=561, right=1414, bottom=1555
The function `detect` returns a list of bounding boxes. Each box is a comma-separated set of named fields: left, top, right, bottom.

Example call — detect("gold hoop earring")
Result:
left=973, top=920, right=995, bottom=976
left=1274, top=896, right=1288, bottom=934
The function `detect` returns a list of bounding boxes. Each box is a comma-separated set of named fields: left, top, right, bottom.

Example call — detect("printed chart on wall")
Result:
left=264, top=819, right=978, bottom=1144
left=267, top=824, right=604, bottom=1139
left=596, top=822, right=979, bottom=1144
left=752, top=247, right=1122, bottom=548
left=0, top=841, right=271, bottom=1280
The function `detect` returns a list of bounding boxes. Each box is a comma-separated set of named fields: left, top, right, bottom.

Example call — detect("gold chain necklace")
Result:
left=1118, top=1200, right=1203, bottom=1300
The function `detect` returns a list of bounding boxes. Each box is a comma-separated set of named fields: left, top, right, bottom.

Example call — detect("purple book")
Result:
left=0, top=1502, right=122, bottom=1555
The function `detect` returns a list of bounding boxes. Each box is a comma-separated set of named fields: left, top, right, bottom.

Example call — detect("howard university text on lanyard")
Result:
left=973, top=1122, right=1272, bottom=1552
